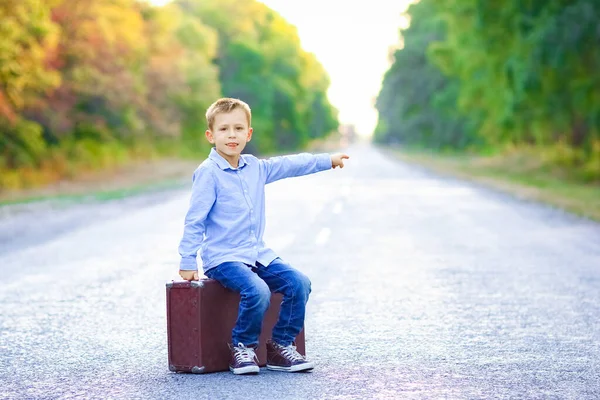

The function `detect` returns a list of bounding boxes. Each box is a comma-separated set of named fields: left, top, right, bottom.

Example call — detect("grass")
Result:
left=0, top=158, right=200, bottom=207
left=0, top=178, right=187, bottom=207
left=383, top=146, right=600, bottom=222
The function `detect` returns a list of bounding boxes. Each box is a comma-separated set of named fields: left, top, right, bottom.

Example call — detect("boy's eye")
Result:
left=236, top=127, right=243, bottom=130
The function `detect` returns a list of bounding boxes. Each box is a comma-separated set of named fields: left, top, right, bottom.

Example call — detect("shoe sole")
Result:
left=230, top=365, right=260, bottom=375
left=266, top=362, right=315, bottom=372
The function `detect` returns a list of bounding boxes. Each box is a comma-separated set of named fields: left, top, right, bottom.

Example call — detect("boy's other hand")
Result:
left=331, top=153, right=350, bottom=169
left=179, top=270, right=200, bottom=281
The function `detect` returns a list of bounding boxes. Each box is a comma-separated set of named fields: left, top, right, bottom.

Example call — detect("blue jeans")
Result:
left=205, top=258, right=311, bottom=347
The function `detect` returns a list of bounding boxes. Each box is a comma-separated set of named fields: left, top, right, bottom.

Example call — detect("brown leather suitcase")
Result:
left=166, top=279, right=306, bottom=373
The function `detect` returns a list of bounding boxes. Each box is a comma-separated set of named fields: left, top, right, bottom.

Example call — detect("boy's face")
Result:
left=205, top=108, right=253, bottom=167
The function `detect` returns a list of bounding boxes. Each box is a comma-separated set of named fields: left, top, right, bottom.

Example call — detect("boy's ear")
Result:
left=205, top=130, right=214, bottom=143
left=247, top=127, right=253, bottom=142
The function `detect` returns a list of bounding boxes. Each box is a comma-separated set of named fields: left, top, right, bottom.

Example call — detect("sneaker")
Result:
left=266, top=340, right=314, bottom=372
left=228, top=343, right=260, bottom=375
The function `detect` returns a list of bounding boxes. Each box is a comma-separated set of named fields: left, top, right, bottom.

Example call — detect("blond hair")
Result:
left=205, top=98, right=252, bottom=131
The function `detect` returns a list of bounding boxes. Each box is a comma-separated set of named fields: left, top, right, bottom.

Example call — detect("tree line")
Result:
left=375, top=0, right=599, bottom=182
left=0, top=0, right=338, bottom=190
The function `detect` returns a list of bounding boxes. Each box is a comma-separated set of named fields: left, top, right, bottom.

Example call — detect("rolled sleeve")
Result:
left=315, top=153, right=333, bottom=171
left=179, top=256, right=199, bottom=271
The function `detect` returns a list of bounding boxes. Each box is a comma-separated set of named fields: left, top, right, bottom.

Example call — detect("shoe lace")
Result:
left=234, top=343, right=258, bottom=364
left=279, top=344, right=305, bottom=362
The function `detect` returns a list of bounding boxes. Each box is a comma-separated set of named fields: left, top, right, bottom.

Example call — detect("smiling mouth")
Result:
left=226, top=143, right=238, bottom=148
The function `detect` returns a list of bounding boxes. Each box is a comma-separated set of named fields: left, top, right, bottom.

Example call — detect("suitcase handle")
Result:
left=166, top=279, right=209, bottom=288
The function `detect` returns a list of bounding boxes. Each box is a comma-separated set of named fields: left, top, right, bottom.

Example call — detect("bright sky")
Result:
left=149, top=0, right=413, bottom=136
left=258, top=0, right=412, bottom=136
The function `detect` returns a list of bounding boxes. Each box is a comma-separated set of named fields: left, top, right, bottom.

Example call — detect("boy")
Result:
left=178, top=97, right=349, bottom=375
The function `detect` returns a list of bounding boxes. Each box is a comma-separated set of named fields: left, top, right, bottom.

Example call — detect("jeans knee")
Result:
left=242, top=281, right=271, bottom=310
left=292, top=272, right=311, bottom=299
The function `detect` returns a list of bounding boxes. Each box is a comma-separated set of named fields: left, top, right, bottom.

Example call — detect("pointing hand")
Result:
left=331, top=153, right=350, bottom=169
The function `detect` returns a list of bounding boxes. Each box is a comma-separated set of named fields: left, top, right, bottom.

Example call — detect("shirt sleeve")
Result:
left=178, top=166, right=217, bottom=271
left=261, top=153, right=332, bottom=184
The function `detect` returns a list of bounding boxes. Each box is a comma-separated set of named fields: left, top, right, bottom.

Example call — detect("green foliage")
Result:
left=375, top=0, right=472, bottom=149
left=376, top=0, right=600, bottom=181
left=180, top=0, right=338, bottom=154
left=0, top=118, right=47, bottom=168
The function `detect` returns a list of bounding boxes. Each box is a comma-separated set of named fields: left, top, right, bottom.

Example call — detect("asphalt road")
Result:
left=1, top=142, right=599, bottom=400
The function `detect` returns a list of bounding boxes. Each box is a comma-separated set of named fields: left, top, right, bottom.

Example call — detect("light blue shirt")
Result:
left=179, top=148, right=332, bottom=272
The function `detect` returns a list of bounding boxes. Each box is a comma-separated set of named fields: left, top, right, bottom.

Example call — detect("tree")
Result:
left=176, top=0, right=338, bottom=154
left=0, top=0, right=60, bottom=169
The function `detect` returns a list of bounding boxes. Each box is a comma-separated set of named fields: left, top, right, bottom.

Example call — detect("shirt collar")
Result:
left=209, top=147, right=247, bottom=170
